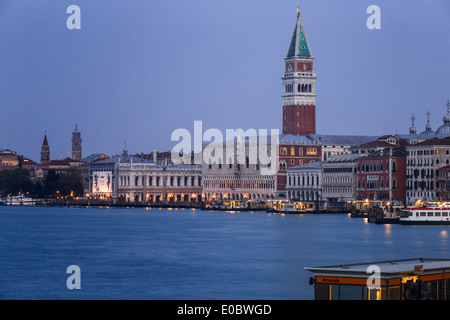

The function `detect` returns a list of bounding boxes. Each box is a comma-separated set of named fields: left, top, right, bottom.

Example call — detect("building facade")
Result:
left=277, top=135, right=322, bottom=196
left=90, top=148, right=202, bottom=204
left=437, top=165, right=450, bottom=201
left=286, top=161, right=323, bottom=202
left=0, top=149, right=19, bottom=169
left=406, top=137, right=450, bottom=205
left=322, top=154, right=359, bottom=203
left=202, top=163, right=277, bottom=201
left=356, top=147, right=407, bottom=204
left=117, top=162, right=202, bottom=204
left=88, top=156, right=117, bottom=197
left=202, top=138, right=277, bottom=201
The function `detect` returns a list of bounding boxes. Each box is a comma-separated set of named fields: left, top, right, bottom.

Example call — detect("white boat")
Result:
left=399, top=202, right=450, bottom=225
left=5, top=195, right=37, bottom=206
left=267, top=200, right=310, bottom=213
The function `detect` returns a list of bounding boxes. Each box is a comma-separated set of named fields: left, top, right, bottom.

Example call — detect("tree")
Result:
left=43, top=169, right=59, bottom=196
left=0, top=168, right=33, bottom=196
left=56, top=167, right=83, bottom=197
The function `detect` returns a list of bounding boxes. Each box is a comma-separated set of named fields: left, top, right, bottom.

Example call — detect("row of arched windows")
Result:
left=288, top=174, right=320, bottom=186
left=285, top=83, right=313, bottom=93
left=358, top=178, right=397, bottom=190
left=306, top=148, right=317, bottom=155
left=285, top=84, right=294, bottom=93
left=298, top=83, right=312, bottom=93
left=120, top=175, right=201, bottom=187
left=280, top=147, right=305, bottom=156
left=203, top=176, right=276, bottom=191
left=280, top=147, right=317, bottom=156
left=358, top=161, right=397, bottom=173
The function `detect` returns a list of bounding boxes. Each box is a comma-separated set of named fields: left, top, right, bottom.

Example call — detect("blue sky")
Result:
left=0, top=0, right=449, bottom=161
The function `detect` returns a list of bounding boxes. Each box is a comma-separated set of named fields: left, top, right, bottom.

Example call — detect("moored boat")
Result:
left=399, top=201, right=450, bottom=225
left=266, top=200, right=312, bottom=213
left=5, top=194, right=37, bottom=206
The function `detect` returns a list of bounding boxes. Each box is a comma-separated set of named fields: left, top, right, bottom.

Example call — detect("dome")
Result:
left=420, top=110, right=434, bottom=135
left=420, top=129, right=435, bottom=135
left=436, top=100, right=450, bottom=135
left=420, top=122, right=434, bottom=135
left=436, top=124, right=450, bottom=135
left=444, top=112, right=450, bottom=124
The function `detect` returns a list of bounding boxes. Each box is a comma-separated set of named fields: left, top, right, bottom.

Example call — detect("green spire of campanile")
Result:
left=287, top=7, right=312, bottom=58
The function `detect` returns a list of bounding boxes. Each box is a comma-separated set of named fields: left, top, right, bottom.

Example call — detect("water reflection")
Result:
left=384, top=224, right=392, bottom=236
left=440, top=230, right=448, bottom=248
left=383, top=224, right=392, bottom=245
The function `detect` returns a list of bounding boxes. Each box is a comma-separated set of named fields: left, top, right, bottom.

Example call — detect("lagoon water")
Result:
left=0, top=205, right=449, bottom=300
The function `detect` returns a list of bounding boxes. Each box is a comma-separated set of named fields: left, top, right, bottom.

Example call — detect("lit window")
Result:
left=307, top=148, right=317, bottom=155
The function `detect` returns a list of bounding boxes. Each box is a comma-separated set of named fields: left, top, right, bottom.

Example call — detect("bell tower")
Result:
left=40, top=133, right=50, bottom=163
left=282, top=7, right=316, bottom=136
left=72, top=124, right=82, bottom=161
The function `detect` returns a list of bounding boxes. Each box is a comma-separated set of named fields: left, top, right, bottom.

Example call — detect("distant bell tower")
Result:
left=282, top=7, right=317, bottom=136
left=41, top=133, right=50, bottom=163
left=409, top=114, right=417, bottom=135
left=72, top=124, right=82, bottom=161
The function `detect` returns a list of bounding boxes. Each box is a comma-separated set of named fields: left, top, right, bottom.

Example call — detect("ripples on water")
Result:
left=0, top=206, right=449, bottom=300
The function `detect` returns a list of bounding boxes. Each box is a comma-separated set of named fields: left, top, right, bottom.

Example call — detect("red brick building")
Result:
left=437, top=165, right=450, bottom=201
left=356, top=147, right=407, bottom=204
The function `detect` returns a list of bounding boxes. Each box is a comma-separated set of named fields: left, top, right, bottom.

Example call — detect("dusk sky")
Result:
left=0, top=0, right=449, bottom=161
